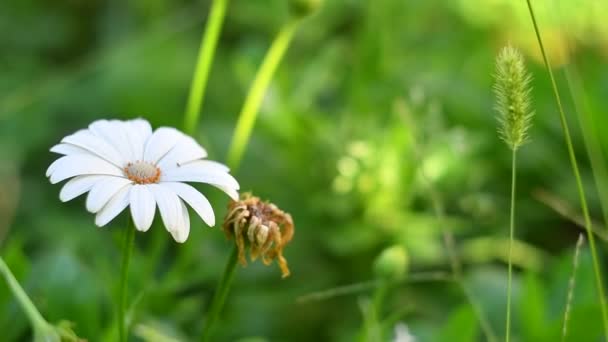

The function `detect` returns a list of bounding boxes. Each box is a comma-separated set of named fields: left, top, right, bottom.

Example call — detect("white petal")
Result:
left=50, top=143, right=90, bottom=155
left=48, top=155, right=124, bottom=184
left=171, top=200, right=190, bottom=243
left=89, top=120, right=136, bottom=163
left=161, top=163, right=239, bottom=190
left=46, top=158, right=62, bottom=177
left=86, top=178, right=133, bottom=213
left=62, top=129, right=125, bottom=166
left=148, top=183, right=182, bottom=239
left=95, top=186, right=131, bottom=227
left=209, top=183, right=240, bottom=201
left=156, top=136, right=208, bottom=170
left=161, top=182, right=215, bottom=226
left=143, top=127, right=183, bottom=164
left=126, top=119, right=153, bottom=161
left=59, top=175, right=108, bottom=202
left=129, top=185, right=156, bottom=232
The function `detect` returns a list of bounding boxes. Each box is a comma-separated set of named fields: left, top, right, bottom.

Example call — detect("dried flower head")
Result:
left=222, top=193, right=294, bottom=278
left=494, top=46, right=534, bottom=150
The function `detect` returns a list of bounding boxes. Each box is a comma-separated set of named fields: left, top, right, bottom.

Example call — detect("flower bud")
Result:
left=289, top=0, right=322, bottom=18
left=373, top=245, right=409, bottom=281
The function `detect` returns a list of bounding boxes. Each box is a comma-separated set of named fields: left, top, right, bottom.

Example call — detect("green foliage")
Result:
left=1, top=0, right=608, bottom=341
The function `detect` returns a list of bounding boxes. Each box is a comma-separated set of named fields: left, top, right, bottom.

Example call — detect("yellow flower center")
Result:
left=124, top=161, right=161, bottom=184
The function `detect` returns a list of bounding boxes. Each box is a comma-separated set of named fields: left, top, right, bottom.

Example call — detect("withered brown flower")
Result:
left=222, top=193, right=294, bottom=278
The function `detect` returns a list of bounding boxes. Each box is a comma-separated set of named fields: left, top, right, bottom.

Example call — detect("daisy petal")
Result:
left=50, top=143, right=90, bottom=156
left=156, top=136, right=208, bottom=170
left=143, top=127, right=183, bottom=164
left=161, top=164, right=239, bottom=190
left=171, top=200, right=190, bottom=243
left=86, top=178, right=133, bottom=213
left=95, top=186, right=131, bottom=227
left=46, top=158, right=62, bottom=177
left=59, top=175, right=108, bottom=202
left=62, top=129, right=125, bottom=166
left=129, top=185, right=156, bottom=232
left=149, top=183, right=182, bottom=240
left=89, top=120, right=136, bottom=162
left=48, top=155, right=124, bottom=184
left=126, top=119, right=153, bottom=160
left=209, top=183, right=240, bottom=201
left=162, top=182, right=215, bottom=226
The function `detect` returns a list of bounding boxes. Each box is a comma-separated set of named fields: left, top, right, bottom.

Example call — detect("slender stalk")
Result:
left=562, top=234, right=584, bottom=342
left=563, top=67, right=608, bottom=239
left=201, top=247, right=238, bottom=342
left=118, top=219, right=136, bottom=342
left=398, top=101, right=497, bottom=341
left=362, top=282, right=389, bottom=342
left=506, top=149, right=517, bottom=342
left=546, top=0, right=608, bottom=246
left=200, top=19, right=300, bottom=341
left=226, top=19, right=299, bottom=169
left=0, top=257, right=59, bottom=341
left=532, top=189, right=608, bottom=242
left=184, top=0, right=230, bottom=135
left=524, top=1, right=608, bottom=338
left=296, top=271, right=451, bottom=303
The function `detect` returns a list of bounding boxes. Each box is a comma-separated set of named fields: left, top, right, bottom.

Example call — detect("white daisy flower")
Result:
left=46, top=118, right=239, bottom=243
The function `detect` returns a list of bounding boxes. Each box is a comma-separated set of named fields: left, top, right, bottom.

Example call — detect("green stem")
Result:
left=506, top=149, right=517, bottom=342
left=563, top=66, right=608, bottom=240
left=398, top=101, right=497, bottom=342
left=201, top=246, right=238, bottom=342
left=358, top=281, right=389, bottom=342
left=296, top=271, right=451, bottom=303
left=562, top=234, right=584, bottom=341
left=524, top=0, right=608, bottom=339
left=200, top=18, right=300, bottom=342
left=184, top=0, right=230, bottom=135
left=0, top=257, right=58, bottom=340
left=118, top=219, right=136, bottom=342
left=226, top=19, right=300, bottom=169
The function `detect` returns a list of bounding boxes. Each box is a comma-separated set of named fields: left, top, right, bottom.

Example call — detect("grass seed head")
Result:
left=493, top=46, right=534, bottom=150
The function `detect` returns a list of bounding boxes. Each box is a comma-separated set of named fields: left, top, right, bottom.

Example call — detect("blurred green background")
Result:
left=2, top=0, right=608, bottom=341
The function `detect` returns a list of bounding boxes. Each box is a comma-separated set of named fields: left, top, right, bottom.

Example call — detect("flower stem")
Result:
left=0, top=257, right=60, bottom=341
left=184, top=0, right=230, bottom=135
left=524, top=0, right=608, bottom=339
left=200, top=246, right=238, bottom=342
left=118, top=219, right=136, bottom=342
left=398, top=100, right=497, bottom=342
left=226, top=19, right=300, bottom=169
left=358, top=281, right=389, bottom=342
left=201, top=19, right=300, bottom=341
left=506, top=148, right=517, bottom=342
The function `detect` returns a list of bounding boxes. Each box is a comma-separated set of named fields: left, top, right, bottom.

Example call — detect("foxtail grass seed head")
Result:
left=373, top=245, right=409, bottom=281
left=493, top=46, right=534, bottom=150
left=222, top=193, right=294, bottom=278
